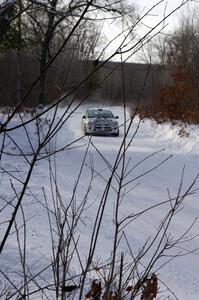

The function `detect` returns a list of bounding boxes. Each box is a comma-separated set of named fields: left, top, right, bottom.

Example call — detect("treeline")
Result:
left=0, top=0, right=106, bottom=107
left=1, top=0, right=199, bottom=125
left=0, top=0, right=171, bottom=109
left=139, top=12, right=199, bottom=124
left=0, top=49, right=168, bottom=108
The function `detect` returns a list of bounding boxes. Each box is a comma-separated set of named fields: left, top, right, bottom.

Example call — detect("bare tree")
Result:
left=0, top=1, right=197, bottom=299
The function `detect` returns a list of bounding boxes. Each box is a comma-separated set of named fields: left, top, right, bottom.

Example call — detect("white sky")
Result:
left=134, top=0, right=196, bottom=32
left=103, top=0, right=198, bottom=61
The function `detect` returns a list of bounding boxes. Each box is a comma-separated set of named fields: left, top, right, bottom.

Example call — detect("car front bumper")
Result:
left=85, top=125, right=119, bottom=135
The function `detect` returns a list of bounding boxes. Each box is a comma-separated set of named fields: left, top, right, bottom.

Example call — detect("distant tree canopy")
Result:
left=0, top=0, right=137, bottom=107
left=161, top=15, right=199, bottom=90
left=140, top=11, right=199, bottom=124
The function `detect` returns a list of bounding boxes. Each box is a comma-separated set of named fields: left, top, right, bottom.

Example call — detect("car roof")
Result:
left=87, top=108, right=111, bottom=112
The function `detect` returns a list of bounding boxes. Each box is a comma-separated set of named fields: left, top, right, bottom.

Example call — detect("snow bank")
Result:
left=0, top=105, right=199, bottom=299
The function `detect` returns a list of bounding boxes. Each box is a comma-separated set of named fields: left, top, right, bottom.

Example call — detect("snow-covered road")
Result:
left=1, top=103, right=199, bottom=299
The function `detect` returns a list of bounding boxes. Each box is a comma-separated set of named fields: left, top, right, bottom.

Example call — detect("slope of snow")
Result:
left=0, top=104, right=199, bottom=299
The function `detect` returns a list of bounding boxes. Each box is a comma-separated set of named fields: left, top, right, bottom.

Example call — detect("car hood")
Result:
left=88, top=118, right=117, bottom=124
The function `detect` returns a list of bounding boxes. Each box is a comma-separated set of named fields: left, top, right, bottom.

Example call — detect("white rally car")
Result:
left=82, top=108, right=119, bottom=136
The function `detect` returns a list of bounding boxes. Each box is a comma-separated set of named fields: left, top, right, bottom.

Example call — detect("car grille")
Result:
left=95, top=124, right=111, bottom=132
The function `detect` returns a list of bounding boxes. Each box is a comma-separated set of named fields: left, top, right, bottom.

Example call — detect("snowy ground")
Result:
left=0, top=103, right=199, bottom=299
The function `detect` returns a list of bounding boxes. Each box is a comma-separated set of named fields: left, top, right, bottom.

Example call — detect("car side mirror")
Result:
left=115, top=116, right=119, bottom=119
left=82, top=115, right=86, bottom=119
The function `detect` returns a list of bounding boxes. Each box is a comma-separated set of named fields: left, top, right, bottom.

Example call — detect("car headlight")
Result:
left=87, top=121, right=94, bottom=125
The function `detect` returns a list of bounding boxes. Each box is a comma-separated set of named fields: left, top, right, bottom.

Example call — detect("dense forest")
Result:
left=0, top=0, right=199, bottom=121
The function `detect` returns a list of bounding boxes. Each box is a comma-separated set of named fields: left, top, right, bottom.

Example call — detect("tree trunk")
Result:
left=38, top=0, right=58, bottom=105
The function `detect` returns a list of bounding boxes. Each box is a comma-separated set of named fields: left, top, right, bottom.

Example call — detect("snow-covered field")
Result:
left=0, top=103, right=199, bottom=299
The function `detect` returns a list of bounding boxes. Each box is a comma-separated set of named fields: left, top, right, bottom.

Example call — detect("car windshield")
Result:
left=87, top=110, right=114, bottom=118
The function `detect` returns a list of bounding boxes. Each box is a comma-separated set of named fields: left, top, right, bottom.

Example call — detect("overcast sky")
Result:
left=103, top=0, right=198, bottom=61
left=134, top=0, right=197, bottom=32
